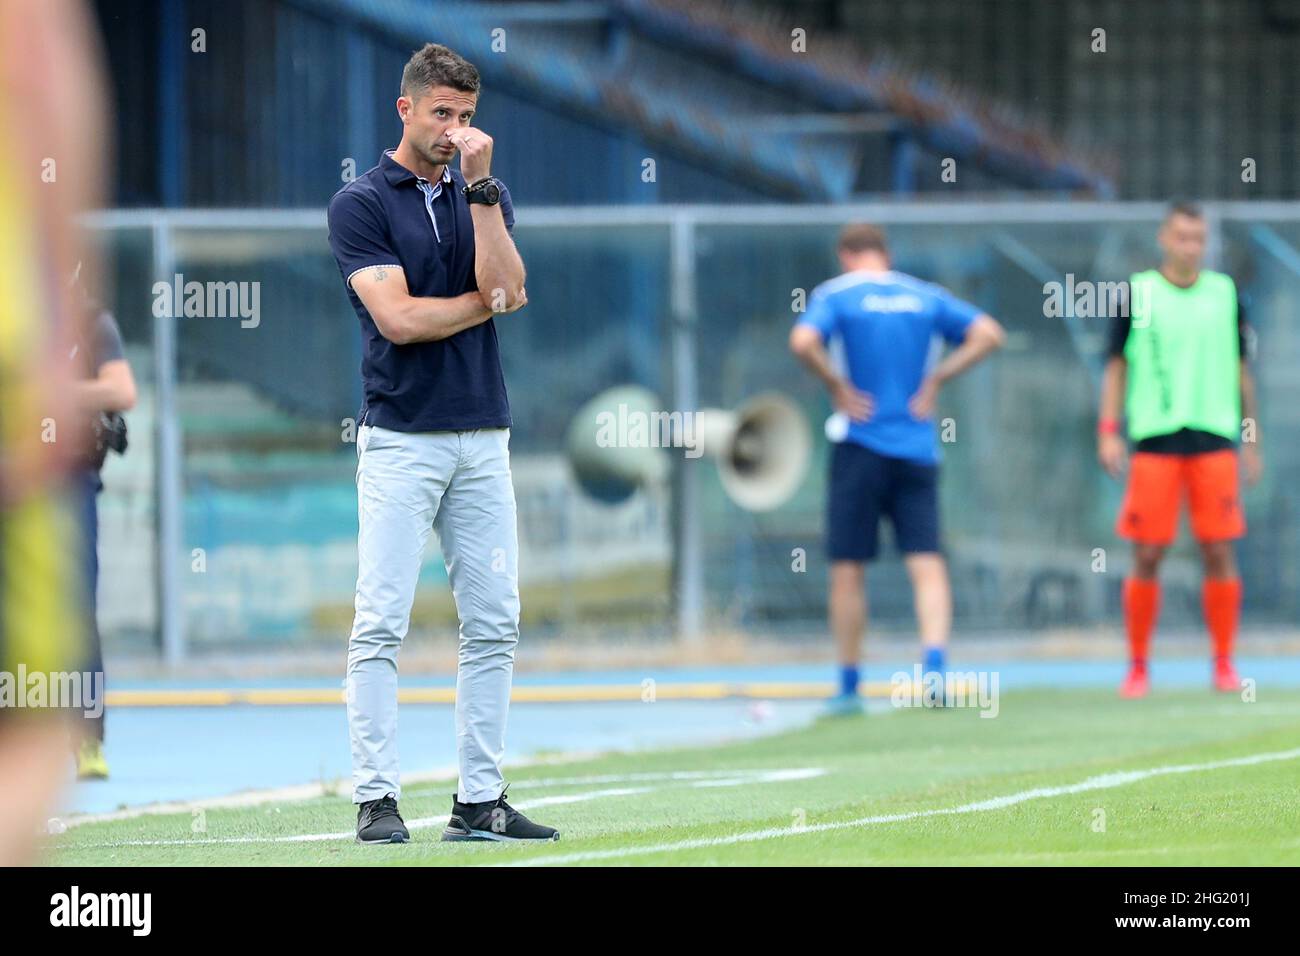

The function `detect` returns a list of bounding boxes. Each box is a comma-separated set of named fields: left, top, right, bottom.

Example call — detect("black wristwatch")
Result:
left=463, top=177, right=503, bottom=206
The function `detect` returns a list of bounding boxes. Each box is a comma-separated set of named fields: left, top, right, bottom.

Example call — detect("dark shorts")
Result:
left=827, top=441, right=941, bottom=562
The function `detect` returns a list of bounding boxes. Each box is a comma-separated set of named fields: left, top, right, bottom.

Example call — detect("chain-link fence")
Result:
left=85, top=202, right=1300, bottom=658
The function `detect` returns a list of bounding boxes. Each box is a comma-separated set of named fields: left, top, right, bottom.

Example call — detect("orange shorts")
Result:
left=1116, top=449, right=1245, bottom=545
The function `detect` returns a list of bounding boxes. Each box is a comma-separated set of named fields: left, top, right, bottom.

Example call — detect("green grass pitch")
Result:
left=49, top=689, right=1300, bottom=866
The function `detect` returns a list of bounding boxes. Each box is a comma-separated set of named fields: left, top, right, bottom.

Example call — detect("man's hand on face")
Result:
left=445, top=127, right=493, bottom=184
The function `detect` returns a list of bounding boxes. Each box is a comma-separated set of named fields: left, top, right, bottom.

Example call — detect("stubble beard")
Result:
left=421, top=139, right=456, bottom=171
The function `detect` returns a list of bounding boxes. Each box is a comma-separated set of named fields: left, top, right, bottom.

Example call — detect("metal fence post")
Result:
left=1205, top=201, right=1224, bottom=271
left=670, top=215, right=702, bottom=640
left=151, top=220, right=185, bottom=666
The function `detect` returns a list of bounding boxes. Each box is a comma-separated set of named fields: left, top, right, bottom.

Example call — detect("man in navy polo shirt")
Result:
left=790, top=224, right=1004, bottom=715
left=327, top=43, right=556, bottom=844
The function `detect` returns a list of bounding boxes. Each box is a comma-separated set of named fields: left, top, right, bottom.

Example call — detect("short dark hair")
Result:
left=837, top=223, right=889, bottom=256
left=1165, top=201, right=1203, bottom=222
left=401, top=43, right=480, bottom=100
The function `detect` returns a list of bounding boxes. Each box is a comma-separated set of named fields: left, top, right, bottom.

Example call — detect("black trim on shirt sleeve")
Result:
left=1105, top=287, right=1131, bottom=359
left=1237, top=290, right=1253, bottom=361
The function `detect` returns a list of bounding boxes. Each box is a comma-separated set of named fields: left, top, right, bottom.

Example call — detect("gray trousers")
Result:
left=347, top=424, right=520, bottom=804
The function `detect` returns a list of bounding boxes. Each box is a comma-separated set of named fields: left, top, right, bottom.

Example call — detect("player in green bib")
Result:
left=1098, top=203, right=1262, bottom=698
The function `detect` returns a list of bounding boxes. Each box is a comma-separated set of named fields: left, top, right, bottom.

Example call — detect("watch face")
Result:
left=483, top=182, right=501, bottom=204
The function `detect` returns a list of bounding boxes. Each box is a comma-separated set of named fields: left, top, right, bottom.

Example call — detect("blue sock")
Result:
left=839, top=665, right=859, bottom=697
left=923, top=647, right=945, bottom=675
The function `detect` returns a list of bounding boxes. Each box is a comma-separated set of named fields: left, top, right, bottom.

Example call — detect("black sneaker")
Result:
left=441, top=786, right=559, bottom=842
left=356, top=793, right=409, bottom=844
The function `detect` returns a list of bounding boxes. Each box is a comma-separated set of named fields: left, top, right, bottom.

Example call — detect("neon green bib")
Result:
left=1124, top=269, right=1239, bottom=441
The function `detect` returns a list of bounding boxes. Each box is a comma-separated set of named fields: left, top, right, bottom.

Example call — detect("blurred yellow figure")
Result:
left=0, top=0, right=108, bottom=865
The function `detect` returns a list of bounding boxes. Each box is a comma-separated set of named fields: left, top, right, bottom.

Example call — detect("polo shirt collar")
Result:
left=380, top=149, right=452, bottom=188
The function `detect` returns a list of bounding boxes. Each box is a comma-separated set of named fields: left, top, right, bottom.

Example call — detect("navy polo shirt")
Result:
left=327, top=149, right=515, bottom=432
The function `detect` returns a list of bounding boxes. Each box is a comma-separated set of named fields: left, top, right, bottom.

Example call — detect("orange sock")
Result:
left=1123, top=578, right=1160, bottom=668
left=1203, top=578, right=1241, bottom=662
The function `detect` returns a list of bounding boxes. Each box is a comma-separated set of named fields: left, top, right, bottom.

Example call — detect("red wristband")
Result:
left=1098, top=418, right=1120, bottom=436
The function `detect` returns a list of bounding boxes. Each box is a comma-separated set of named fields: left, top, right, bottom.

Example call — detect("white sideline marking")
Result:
left=506, top=768, right=820, bottom=788
left=56, top=762, right=799, bottom=831
left=1165, top=703, right=1300, bottom=717
left=57, top=748, right=621, bottom=830
left=62, top=768, right=825, bottom=848
left=497, top=746, right=1300, bottom=866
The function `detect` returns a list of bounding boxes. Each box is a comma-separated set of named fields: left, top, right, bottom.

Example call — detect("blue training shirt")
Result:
left=798, top=270, right=982, bottom=465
